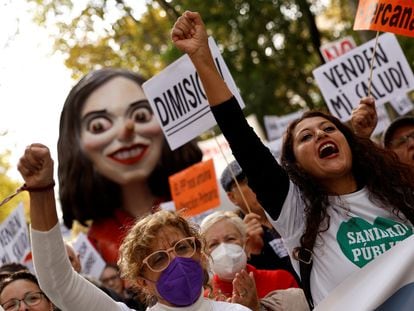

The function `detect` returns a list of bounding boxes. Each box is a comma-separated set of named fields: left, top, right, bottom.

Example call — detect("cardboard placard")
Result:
left=354, top=0, right=414, bottom=38
left=169, top=159, right=220, bottom=216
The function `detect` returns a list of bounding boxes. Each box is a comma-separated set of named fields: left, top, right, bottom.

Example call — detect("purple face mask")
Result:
left=156, top=257, right=203, bottom=306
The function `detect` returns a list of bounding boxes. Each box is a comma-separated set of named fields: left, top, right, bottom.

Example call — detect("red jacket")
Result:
left=87, top=209, right=135, bottom=264
left=209, top=264, right=298, bottom=299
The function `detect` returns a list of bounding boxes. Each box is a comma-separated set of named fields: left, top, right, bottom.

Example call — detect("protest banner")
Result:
left=389, top=93, right=414, bottom=115
left=72, top=233, right=106, bottom=279
left=354, top=0, right=414, bottom=38
left=169, top=159, right=220, bottom=217
left=142, top=37, right=245, bottom=150
left=372, top=103, right=391, bottom=137
left=266, top=137, right=283, bottom=162
left=0, top=203, right=30, bottom=264
left=320, top=36, right=357, bottom=62
left=313, top=33, right=414, bottom=122
left=316, top=235, right=414, bottom=310
left=264, top=109, right=306, bottom=141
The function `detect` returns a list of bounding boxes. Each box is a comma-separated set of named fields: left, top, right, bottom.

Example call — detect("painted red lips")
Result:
left=109, top=144, right=148, bottom=165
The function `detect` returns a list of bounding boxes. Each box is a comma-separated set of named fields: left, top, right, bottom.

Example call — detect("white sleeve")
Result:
left=265, top=182, right=306, bottom=276
left=270, top=181, right=305, bottom=240
left=30, top=223, right=133, bottom=311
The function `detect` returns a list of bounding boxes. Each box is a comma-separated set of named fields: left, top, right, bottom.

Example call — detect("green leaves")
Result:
left=27, top=0, right=414, bottom=133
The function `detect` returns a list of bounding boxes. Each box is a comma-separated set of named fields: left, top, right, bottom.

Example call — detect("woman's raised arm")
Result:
left=17, top=143, right=58, bottom=231
left=171, top=12, right=290, bottom=221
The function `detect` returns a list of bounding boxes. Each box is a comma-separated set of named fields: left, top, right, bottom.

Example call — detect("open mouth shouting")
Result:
left=109, top=144, right=148, bottom=165
left=318, top=142, right=339, bottom=159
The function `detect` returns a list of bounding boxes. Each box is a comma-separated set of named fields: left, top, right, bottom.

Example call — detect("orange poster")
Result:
left=169, top=159, right=220, bottom=217
left=354, top=0, right=414, bottom=37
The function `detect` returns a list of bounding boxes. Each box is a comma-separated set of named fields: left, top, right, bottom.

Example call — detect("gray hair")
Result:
left=200, top=210, right=247, bottom=243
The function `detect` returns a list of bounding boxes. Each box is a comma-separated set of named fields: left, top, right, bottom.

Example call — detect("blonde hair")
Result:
left=118, top=210, right=203, bottom=281
left=200, top=210, right=247, bottom=243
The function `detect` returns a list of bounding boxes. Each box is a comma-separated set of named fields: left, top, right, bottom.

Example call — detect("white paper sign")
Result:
left=372, top=103, right=391, bottom=137
left=0, top=204, right=30, bottom=264
left=266, top=137, right=283, bottom=162
left=389, top=93, right=414, bottom=116
left=143, top=37, right=245, bottom=150
left=313, top=33, right=414, bottom=122
left=73, top=232, right=106, bottom=279
left=316, top=235, right=414, bottom=311
left=264, top=109, right=306, bottom=141
left=320, top=36, right=357, bottom=62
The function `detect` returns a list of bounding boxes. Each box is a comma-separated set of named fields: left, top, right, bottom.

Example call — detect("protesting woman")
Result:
left=171, top=11, right=414, bottom=307
left=17, top=144, right=250, bottom=311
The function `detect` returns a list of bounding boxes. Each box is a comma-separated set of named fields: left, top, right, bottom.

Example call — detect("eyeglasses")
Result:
left=142, top=237, right=198, bottom=272
left=390, top=131, right=414, bottom=148
left=2, top=292, right=45, bottom=311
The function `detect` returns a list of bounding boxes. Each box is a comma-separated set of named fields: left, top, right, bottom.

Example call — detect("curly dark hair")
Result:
left=58, top=68, right=202, bottom=228
left=281, top=110, right=414, bottom=252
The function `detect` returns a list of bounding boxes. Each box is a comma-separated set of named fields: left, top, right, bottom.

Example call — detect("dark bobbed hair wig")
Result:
left=58, top=68, right=202, bottom=228
left=281, top=110, right=414, bottom=252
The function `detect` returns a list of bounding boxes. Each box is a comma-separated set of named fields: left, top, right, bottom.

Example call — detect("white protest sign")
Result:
left=389, top=93, right=414, bottom=116
left=372, top=103, right=391, bottom=137
left=143, top=37, right=245, bottom=150
left=0, top=203, right=30, bottom=264
left=0, top=243, right=11, bottom=265
left=264, top=109, right=306, bottom=141
left=313, top=33, right=414, bottom=122
left=159, top=200, right=176, bottom=212
left=316, top=235, right=414, bottom=311
left=73, top=232, right=106, bottom=279
left=320, top=36, right=357, bottom=62
left=266, top=137, right=283, bottom=162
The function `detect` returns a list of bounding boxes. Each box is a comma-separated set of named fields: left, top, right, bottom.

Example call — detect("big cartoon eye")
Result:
left=86, top=117, right=112, bottom=134
left=131, top=106, right=152, bottom=123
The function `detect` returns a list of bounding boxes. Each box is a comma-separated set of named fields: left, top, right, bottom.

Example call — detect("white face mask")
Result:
left=210, top=243, right=247, bottom=280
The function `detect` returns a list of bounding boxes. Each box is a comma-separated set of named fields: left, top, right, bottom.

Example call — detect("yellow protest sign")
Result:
left=169, top=159, right=220, bottom=217
left=354, top=0, right=414, bottom=38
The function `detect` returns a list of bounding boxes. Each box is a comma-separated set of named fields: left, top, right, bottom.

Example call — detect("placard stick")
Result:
left=0, top=186, right=24, bottom=207
left=212, top=131, right=252, bottom=214
left=367, top=31, right=380, bottom=97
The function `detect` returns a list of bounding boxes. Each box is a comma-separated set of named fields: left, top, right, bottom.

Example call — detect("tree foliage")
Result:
left=28, top=0, right=414, bottom=130
left=0, top=150, right=28, bottom=222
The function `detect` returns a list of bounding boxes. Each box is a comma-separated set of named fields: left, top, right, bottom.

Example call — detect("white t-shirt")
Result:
left=147, top=299, right=250, bottom=311
left=272, top=183, right=413, bottom=304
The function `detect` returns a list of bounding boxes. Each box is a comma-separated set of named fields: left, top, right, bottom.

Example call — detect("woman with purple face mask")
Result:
left=17, top=144, right=250, bottom=311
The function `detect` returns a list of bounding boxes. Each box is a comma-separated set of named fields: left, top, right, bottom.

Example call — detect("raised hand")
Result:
left=17, top=143, right=57, bottom=231
left=171, top=11, right=209, bottom=58
left=171, top=11, right=232, bottom=105
left=17, top=143, right=54, bottom=189
left=351, top=97, right=377, bottom=139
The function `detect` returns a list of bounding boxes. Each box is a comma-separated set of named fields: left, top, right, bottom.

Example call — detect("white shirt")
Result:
left=272, top=183, right=413, bottom=304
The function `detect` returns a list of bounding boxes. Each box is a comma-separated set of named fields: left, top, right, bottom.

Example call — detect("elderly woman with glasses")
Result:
left=17, top=143, right=250, bottom=311
left=0, top=271, right=56, bottom=311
